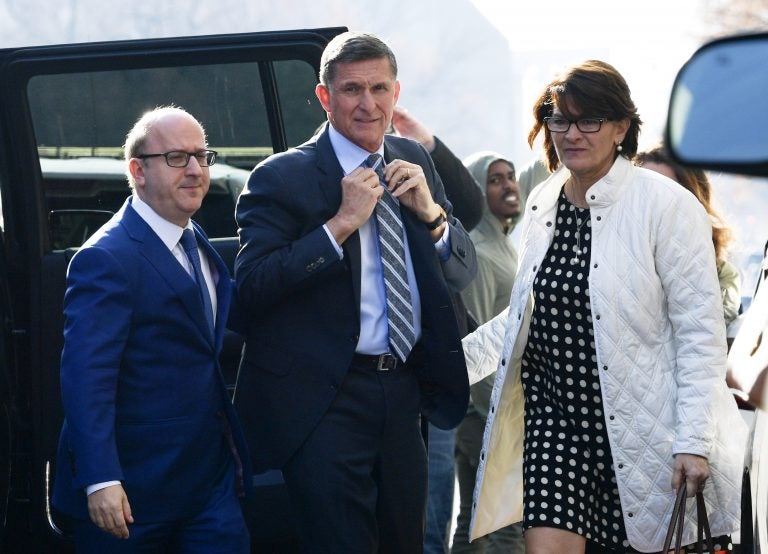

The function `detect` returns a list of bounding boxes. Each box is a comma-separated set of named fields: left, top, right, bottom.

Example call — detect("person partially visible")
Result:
left=516, top=155, right=551, bottom=207
left=53, top=106, right=251, bottom=553
left=460, top=153, right=522, bottom=326
left=463, top=60, right=746, bottom=553
left=392, top=105, right=484, bottom=231
left=452, top=151, right=525, bottom=554
left=391, top=106, right=484, bottom=554
left=635, top=144, right=740, bottom=324
left=234, top=32, right=475, bottom=553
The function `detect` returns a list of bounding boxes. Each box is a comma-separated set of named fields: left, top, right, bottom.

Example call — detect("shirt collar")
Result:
left=327, top=124, right=385, bottom=175
left=131, top=194, right=193, bottom=250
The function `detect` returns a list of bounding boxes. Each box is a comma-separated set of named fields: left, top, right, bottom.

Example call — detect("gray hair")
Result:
left=319, top=32, right=397, bottom=87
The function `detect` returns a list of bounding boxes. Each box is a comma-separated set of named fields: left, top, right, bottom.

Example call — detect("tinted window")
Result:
left=27, top=58, right=325, bottom=247
left=276, top=59, right=326, bottom=146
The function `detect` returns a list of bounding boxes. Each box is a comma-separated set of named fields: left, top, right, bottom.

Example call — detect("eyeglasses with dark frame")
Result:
left=543, top=116, right=609, bottom=134
left=136, top=150, right=218, bottom=168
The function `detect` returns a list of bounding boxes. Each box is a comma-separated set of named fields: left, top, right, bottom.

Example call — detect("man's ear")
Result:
left=128, top=158, right=146, bottom=193
left=316, top=83, right=331, bottom=113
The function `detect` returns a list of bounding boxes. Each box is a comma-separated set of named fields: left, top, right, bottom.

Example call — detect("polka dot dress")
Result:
left=520, top=189, right=732, bottom=553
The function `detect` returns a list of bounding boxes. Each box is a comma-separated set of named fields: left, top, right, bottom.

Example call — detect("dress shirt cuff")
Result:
left=434, top=223, right=451, bottom=261
left=322, top=224, right=344, bottom=259
left=86, top=480, right=121, bottom=496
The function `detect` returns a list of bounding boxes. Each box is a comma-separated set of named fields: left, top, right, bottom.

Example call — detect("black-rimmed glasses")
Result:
left=543, top=116, right=608, bottom=133
left=136, top=150, right=217, bottom=168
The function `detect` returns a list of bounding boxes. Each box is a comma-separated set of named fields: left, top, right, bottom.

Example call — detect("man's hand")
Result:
left=671, top=453, right=710, bottom=498
left=391, top=106, right=436, bottom=152
left=87, top=484, right=134, bottom=539
left=326, top=167, right=383, bottom=245
left=383, top=159, right=444, bottom=234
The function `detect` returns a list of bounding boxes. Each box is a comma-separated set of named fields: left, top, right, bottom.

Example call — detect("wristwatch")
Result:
left=425, top=207, right=447, bottom=230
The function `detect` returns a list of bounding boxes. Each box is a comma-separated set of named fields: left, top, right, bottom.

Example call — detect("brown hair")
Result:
left=635, top=144, right=732, bottom=261
left=528, top=60, right=642, bottom=172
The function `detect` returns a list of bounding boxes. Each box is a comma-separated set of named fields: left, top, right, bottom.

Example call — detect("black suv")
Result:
left=0, top=27, right=345, bottom=552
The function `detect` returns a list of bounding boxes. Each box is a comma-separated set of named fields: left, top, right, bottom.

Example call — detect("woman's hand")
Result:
left=671, top=453, right=710, bottom=497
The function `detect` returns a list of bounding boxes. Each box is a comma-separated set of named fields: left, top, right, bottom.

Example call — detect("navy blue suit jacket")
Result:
left=53, top=198, right=250, bottom=522
left=234, top=125, right=475, bottom=472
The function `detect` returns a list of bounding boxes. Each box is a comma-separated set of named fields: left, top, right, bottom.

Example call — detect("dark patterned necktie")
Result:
left=180, top=228, right=215, bottom=337
left=364, top=154, right=416, bottom=362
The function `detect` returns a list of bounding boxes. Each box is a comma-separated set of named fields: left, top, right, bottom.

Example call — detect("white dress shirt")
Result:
left=322, top=125, right=448, bottom=355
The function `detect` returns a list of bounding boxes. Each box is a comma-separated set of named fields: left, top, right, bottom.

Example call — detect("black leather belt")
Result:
left=352, top=353, right=402, bottom=371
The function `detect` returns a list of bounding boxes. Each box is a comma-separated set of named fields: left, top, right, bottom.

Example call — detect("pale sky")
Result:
left=470, top=0, right=707, bottom=160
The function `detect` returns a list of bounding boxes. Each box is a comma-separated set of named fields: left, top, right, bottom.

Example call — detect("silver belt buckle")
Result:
left=376, top=354, right=399, bottom=371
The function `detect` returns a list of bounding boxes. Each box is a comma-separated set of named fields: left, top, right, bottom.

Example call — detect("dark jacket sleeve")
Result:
left=430, top=136, right=484, bottom=232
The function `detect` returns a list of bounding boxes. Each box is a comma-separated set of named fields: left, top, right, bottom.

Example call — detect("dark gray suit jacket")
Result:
left=234, top=124, right=476, bottom=472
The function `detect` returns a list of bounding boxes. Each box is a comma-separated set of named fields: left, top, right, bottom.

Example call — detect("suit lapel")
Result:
left=121, top=201, right=215, bottom=346
left=315, top=125, right=363, bottom=309
left=315, top=125, right=344, bottom=217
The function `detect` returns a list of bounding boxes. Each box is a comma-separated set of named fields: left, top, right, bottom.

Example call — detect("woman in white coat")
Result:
left=463, top=60, right=747, bottom=553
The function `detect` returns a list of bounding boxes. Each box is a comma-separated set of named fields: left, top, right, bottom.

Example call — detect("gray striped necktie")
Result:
left=364, top=153, right=416, bottom=362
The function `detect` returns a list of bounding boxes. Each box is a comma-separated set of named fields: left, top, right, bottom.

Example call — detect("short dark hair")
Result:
left=528, top=60, right=642, bottom=172
left=319, top=32, right=397, bottom=86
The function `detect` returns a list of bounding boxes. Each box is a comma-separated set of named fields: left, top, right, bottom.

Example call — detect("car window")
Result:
left=276, top=59, right=326, bottom=145
left=27, top=58, right=325, bottom=247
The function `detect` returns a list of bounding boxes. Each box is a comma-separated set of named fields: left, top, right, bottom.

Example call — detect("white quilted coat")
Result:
left=463, top=156, right=747, bottom=552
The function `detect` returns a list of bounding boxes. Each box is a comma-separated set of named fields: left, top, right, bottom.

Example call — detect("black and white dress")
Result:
left=519, top=189, right=731, bottom=553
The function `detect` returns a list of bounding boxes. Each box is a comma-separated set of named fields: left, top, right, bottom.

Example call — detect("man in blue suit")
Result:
left=234, top=32, right=476, bottom=553
left=53, top=107, right=250, bottom=553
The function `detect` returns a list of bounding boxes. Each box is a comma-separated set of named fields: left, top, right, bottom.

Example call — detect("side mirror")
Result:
left=48, top=209, right=113, bottom=250
left=665, top=32, right=768, bottom=177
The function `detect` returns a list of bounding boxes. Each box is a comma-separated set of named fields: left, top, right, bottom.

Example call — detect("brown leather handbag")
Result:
left=662, top=483, right=715, bottom=554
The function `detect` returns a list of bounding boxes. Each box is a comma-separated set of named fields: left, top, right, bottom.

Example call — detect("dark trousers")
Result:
left=73, top=462, right=249, bottom=554
left=282, top=359, right=427, bottom=553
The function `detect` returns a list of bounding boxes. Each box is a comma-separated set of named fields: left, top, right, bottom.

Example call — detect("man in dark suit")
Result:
left=234, top=32, right=476, bottom=553
left=53, top=107, right=250, bottom=553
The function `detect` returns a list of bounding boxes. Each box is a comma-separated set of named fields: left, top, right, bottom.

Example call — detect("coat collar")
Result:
left=526, top=156, right=633, bottom=220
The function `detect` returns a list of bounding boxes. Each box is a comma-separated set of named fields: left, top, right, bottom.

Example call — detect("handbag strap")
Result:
left=662, top=483, right=715, bottom=554
left=695, top=491, right=715, bottom=554
left=662, top=485, right=687, bottom=553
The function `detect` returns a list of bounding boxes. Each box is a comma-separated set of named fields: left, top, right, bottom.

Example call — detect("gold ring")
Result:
left=406, top=168, right=410, bottom=178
